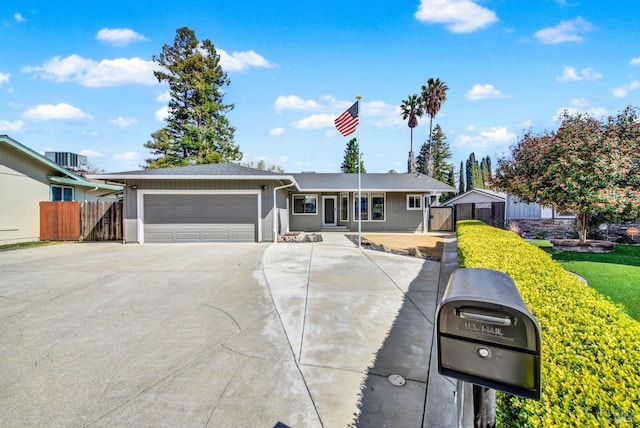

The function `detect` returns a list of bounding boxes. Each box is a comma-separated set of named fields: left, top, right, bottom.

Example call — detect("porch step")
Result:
left=320, top=226, right=350, bottom=232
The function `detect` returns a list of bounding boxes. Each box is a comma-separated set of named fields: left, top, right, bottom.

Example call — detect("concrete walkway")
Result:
left=263, top=232, right=461, bottom=427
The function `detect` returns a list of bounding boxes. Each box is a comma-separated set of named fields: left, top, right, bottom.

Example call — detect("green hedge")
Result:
left=456, top=221, right=640, bottom=427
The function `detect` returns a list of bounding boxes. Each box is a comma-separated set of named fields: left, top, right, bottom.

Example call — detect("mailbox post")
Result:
left=436, top=268, right=541, bottom=427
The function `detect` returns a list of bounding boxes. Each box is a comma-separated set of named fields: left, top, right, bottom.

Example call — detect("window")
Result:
left=51, top=185, right=74, bottom=201
left=292, top=194, right=317, bottom=215
left=340, top=193, right=349, bottom=222
left=371, top=193, right=385, bottom=221
left=407, top=194, right=422, bottom=210
left=354, top=194, right=368, bottom=221
left=353, top=192, right=386, bottom=222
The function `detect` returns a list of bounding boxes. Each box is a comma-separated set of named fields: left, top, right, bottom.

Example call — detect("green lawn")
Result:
left=536, top=243, right=640, bottom=321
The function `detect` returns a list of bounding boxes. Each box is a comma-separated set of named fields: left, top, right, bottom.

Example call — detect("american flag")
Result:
left=334, top=101, right=359, bottom=136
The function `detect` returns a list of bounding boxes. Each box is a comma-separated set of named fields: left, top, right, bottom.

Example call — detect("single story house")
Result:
left=90, top=164, right=456, bottom=243
left=1, top=135, right=123, bottom=245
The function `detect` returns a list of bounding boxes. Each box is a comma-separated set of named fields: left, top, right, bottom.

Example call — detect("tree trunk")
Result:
left=427, top=116, right=434, bottom=177
left=579, top=212, right=588, bottom=243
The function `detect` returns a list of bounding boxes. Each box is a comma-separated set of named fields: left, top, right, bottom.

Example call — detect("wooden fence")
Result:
left=40, top=200, right=123, bottom=241
left=81, top=201, right=123, bottom=241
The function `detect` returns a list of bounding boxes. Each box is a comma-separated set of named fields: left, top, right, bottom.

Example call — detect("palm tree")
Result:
left=400, top=94, right=423, bottom=173
left=421, top=78, right=449, bottom=177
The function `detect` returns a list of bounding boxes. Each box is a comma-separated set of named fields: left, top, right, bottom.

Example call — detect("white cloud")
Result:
left=0, top=73, right=9, bottom=85
left=155, top=91, right=170, bottom=102
left=155, top=106, right=169, bottom=122
left=114, top=151, right=139, bottom=161
left=521, top=120, right=533, bottom=128
left=631, top=57, right=640, bottom=65
left=611, top=80, right=640, bottom=98
left=556, top=65, right=602, bottom=81
left=275, top=95, right=320, bottom=112
left=269, top=127, right=285, bottom=136
left=218, top=49, right=273, bottom=71
left=569, top=98, right=589, bottom=108
left=96, top=28, right=148, bottom=46
left=0, top=119, right=25, bottom=132
left=291, top=114, right=335, bottom=129
left=23, top=54, right=157, bottom=87
left=466, top=83, right=506, bottom=100
left=456, top=126, right=517, bottom=149
left=23, top=103, right=93, bottom=121
left=14, top=13, right=25, bottom=23
left=109, top=116, right=137, bottom=128
left=534, top=17, right=593, bottom=44
left=415, top=0, right=498, bottom=33
left=79, top=149, right=103, bottom=158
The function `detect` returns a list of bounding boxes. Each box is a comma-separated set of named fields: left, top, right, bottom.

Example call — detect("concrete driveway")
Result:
left=0, top=234, right=460, bottom=427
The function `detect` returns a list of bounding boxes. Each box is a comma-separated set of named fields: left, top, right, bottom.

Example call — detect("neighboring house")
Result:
left=0, top=135, right=123, bottom=245
left=90, top=165, right=456, bottom=243
left=505, top=194, right=576, bottom=239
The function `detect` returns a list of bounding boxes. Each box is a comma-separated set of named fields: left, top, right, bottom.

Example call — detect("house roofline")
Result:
left=2, top=134, right=123, bottom=192
left=47, top=175, right=123, bottom=191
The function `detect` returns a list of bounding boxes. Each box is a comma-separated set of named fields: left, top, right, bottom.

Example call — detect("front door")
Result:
left=322, top=196, right=337, bottom=227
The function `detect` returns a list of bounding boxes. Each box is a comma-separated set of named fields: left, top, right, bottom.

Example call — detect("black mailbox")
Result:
left=436, top=268, right=541, bottom=400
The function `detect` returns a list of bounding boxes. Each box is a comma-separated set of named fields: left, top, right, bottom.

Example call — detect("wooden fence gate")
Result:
left=40, top=201, right=123, bottom=241
left=429, top=206, right=454, bottom=232
left=39, top=201, right=81, bottom=241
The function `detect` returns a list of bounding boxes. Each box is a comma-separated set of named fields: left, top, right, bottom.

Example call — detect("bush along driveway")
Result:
left=457, top=221, right=640, bottom=427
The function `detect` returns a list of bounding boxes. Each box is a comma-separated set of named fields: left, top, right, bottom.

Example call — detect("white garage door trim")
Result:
left=136, top=189, right=262, bottom=243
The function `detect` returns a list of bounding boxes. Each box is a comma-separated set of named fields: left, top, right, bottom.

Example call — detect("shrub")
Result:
left=456, top=220, right=640, bottom=427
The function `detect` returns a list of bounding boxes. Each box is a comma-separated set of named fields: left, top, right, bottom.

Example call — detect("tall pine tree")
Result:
left=341, top=138, right=366, bottom=173
left=417, top=124, right=452, bottom=182
left=144, top=27, right=241, bottom=168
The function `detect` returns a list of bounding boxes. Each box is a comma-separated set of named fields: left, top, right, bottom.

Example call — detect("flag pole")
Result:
left=356, top=95, right=362, bottom=248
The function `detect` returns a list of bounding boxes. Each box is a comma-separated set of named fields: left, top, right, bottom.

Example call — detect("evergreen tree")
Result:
left=144, top=27, right=242, bottom=168
left=440, top=164, right=456, bottom=203
left=479, top=156, right=493, bottom=188
left=417, top=124, right=452, bottom=181
left=464, top=153, right=493, bottom=190
left=341, top=138, right=366, bottom=173
left=458, top=161, right=465, bottom=194
left=465, top=153, right=476, bottom=191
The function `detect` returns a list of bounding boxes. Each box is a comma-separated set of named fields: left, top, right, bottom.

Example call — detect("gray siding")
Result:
left=289, top=192, right=425, bottom=233
left=506, top=195, right=541, bottom=220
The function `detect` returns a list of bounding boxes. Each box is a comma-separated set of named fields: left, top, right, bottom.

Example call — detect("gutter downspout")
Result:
left=273, top=182, right=296, bottom=243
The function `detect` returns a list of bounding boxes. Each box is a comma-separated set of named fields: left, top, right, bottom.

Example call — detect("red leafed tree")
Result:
left=493, top=106, right=640, bottom=242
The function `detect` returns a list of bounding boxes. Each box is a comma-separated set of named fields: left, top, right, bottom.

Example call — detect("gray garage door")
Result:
left=144, top=194, right=257, bottom=242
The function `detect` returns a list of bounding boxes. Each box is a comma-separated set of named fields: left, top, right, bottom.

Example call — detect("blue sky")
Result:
left=1, top=0, right=639, bottom=174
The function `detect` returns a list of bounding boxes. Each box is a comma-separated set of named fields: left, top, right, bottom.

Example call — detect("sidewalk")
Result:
left=263, top=232, right=461, bottom=427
